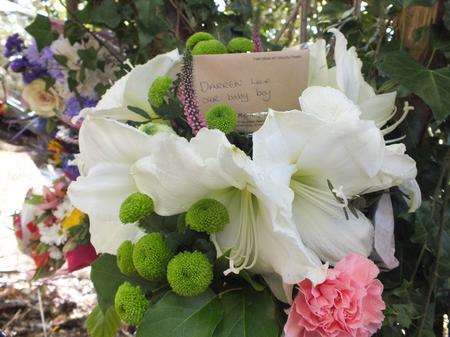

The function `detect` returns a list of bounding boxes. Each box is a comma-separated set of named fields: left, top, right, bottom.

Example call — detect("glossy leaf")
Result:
left=86, top=305, right=121, bottom=337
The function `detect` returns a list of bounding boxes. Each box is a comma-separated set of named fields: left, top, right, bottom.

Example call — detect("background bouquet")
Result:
left=13, top=176, right=97, bottom=279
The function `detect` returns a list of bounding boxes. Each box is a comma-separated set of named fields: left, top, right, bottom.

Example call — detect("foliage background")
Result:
left=10, top=0, right=450, bottom=336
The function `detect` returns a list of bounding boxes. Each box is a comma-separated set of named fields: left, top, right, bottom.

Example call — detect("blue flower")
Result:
left=65, top=96, right=98, bottom=117
left=4, top=33, right=24, bottom=57
left=22, top=63, right=48, bottom=83
left=10, top=57, right=29, bottom=72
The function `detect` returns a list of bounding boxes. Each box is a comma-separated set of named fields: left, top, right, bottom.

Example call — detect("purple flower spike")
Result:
left=252, top=25, right=263, bottom=52
left=180, top=49, right=206, bottom=134
left=4, top=33, right=25, bottom=57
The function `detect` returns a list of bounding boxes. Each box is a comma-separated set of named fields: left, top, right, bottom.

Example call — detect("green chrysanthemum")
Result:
left=148, top=76, right=173, bottom=108
left=119, top=192, right=154, bottom=224
left=167, top=251, right=213, bottom=297
left=132, top=233, right=172, bottom=281
left=117, top=240, right=136, bottom=276
left=186, top=198, right=229, bottom=234
left=186, top=32, right=215, bottom=50
left=114, top=282, right=149, bottom=326
left=139, top=122, right=175, bottom=135
left=227, top=37, right=254, bottom=53
left=192, top=39, right=227, bottom=56
left=205, top=104, right=237, bottom=134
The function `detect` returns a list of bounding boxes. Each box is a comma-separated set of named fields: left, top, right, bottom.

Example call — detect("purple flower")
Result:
left=65, top=96, right=98, bottom=117
left=22, top=62, right=48, bottom=83
left=10, top=57, right=29, bottom=72
left=4, top=33, right=24, bottom=57
left=61, top=156, right=80, bottom=181
left=25, top=40, right=64, bottom=81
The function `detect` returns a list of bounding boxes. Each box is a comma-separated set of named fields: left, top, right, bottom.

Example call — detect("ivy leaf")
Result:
left=53, top=54, right=68, bottom=67
left=90, top=253, right=157, bottom=312
left=136, top=290, right=223, bottom=337
left=378, top=50, right=450, bottom=121
left=25, top=14, right=58, bottom=51
left=213, top=288, right=280, bottom=337
left=63, top=20, right=85, bottom=44
left=77, top=47, right=98, bottom=70
left=86, top=305, right=121, bottom=337
left=91, top=0, right=122, bottom=28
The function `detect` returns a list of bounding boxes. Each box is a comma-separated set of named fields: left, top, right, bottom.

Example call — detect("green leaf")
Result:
left=53, top=54, right=68, bottom=67
left=86, top=305, right=121, bottom=337
left=91, top=0, right=122, bottom=28
left=378, top=50, right=450, bottom=121
left=90, top=254, right=156, bottom=312
left=25, top=14, right=58, bottom=51
left=127, top=105, right=151, bottom=120
left=77, top=47, right=98, bottom=70
left=63, top=20, right=85, bottom=44
left=213, top=288, right=280, bottom=337
left=137, top=290, right=223, bottom=337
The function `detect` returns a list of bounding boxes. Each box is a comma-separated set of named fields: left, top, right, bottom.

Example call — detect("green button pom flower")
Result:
left=227, top=37, right=254, bottom=53
left=119, top=192, right=154, bottom=224
left=205, top=104, right=238, bottom=134
left=114, top=282, right=149, bottom=326
left=167, top=251, right=213, bottom=297
left=148, top=75, right=173, bottom=108
left=117, top=240, right=136, bottom=276
left=132, top=233, right=172, bottom=281
left=186, top=32, right=214, bottom=50
left=186, top=198, right=229, bottom=234
left=192, top=39, right=227, bottom=56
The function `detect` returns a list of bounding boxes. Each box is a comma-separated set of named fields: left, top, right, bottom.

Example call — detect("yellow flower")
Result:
left=62, top=208, right=85, bottom=230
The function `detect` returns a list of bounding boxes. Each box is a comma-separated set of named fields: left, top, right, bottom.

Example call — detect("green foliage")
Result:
left=227, top=37, right=254, bottom=53
left=186, top=198, right=230, bottom=234
left=90, top=254, right=155, bottom=312
left=205, top=105, right=238, bottom=134
left=117, top=240, right=136, bottom=276
left=136, top=290, right=223, bottom=337
left=378, top=50, right=450, bottom=121
left=132, top=233, right=172, bottom=281
left=114, top=282, right=149, bottom=326
left=86, top=305, right=121, bottom=337
left=192, top=40, right=227, bottom=55
left=167, top=251, right=213, bottom=297
left=119, top=192, right=154, bottom=224
left=213, top=288, right=280, bottom=337
left=25, top=14, right=58, bottom=51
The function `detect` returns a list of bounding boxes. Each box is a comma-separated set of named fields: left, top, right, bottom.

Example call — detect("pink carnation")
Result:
left=284, top=253, right=385, bottom=337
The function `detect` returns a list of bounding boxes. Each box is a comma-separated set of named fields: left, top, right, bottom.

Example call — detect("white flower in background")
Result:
left=22, top=79, right=61, bottom=117
left=253, top=86, right=418, bottom=264
left=53, top=199, right=73, bottom=220
left=38, top=223, right=67, bottom=245
left=132, top=128, right=326, bottom=286
left=80, top=49, right=181, bottom=122
left=49, top=246, right=63, bottom=260
left=51, top=37, right=81, bottom=69
left=68, top=117, right=171, bottom=254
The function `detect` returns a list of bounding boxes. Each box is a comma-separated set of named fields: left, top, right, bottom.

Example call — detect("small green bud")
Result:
left=133, top=233, right=172, bottom=281
left=186, top=32, right=215, bottom=50
left=192, top=39, right=227, bottom=56
left=119, top=192, right=154, bottom=224
left=117, top=240, right=136, bottom=276
left=148, top=76, right=173, bottom=108
left=167, top=251, right=213, bottom=297
left=139, top=122, right=175, bottom=135
left=114, top=282, right=149, bottom=326
left=205, top=104, right=237, bottom=134
left=186, top=198, right=229, bottom=234
left=227, top=37, right=254, bottom=53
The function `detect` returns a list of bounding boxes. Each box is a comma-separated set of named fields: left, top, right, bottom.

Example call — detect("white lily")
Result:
left=131, top=128, right=326, bottom=285
left=253, top=86, right=418, bottom=264
left=68, top=117, right=170, bottom=254
left=79, top=49, right=181, bottom=122
left=309, top=29, right=399, bottom=131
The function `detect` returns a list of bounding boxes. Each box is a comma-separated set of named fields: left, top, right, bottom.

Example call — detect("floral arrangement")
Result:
left=68, top=29, right=420, bottom=337
left=13, top=177, right=97, bottom=279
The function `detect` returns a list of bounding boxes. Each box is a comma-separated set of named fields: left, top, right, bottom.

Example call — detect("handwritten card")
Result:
left=193, top=49, right=309, bottom=132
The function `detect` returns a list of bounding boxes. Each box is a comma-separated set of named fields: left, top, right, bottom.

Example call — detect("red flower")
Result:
left=65, top=243, right=98, bottom=272
left=32, top=251, right=50, bottom=269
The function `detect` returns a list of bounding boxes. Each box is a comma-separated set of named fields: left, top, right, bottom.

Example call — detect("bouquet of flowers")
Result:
left=13, top=177, right=97, bottom=279
left=1, top=17, right=118, bottom=170
left=69, top=30, right=420, bottom=337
